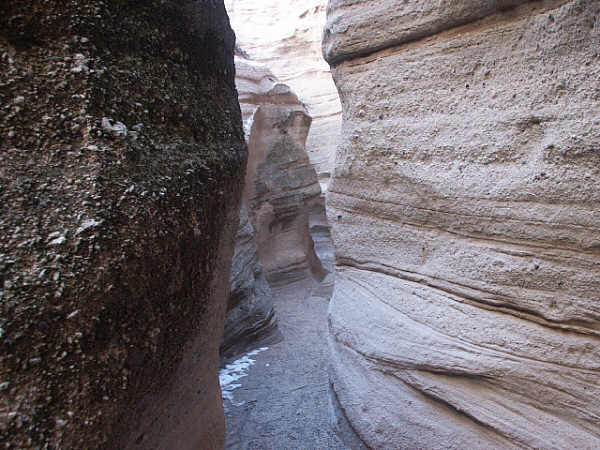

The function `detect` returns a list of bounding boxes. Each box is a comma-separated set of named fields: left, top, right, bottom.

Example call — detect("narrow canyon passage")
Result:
left=221, top=212, right=347, bottom=449
left=3, top=0, right=598, bottom=448
left=223, top=278, right=345, bottom=449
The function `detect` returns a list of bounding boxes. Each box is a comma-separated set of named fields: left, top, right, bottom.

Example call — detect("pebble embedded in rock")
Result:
left=101, top=117, right=128, bottom=139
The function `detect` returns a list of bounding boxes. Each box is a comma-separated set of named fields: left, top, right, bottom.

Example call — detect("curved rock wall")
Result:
left=226, top=0, right=341, bottom=183
left=221, top=205, right=280, bottom=359
left=325, top=0, right=600, bottom=448
left=0, top=1, right=245, bottom=448
left=236, top=56, right=326, bottom=286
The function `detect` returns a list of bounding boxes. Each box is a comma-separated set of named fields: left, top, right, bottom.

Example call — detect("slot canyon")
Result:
left=1, top=1, right=599, bottom=449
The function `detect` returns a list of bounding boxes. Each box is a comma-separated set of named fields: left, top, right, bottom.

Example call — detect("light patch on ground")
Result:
left=220, top=347, right=269, bottom=406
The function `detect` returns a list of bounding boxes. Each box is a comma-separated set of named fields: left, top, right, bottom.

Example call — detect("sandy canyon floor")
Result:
left=222, top=278, right=348, bottom=450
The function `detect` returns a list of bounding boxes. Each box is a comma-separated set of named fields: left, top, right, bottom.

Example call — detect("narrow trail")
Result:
left=222, top=278, right=347, bottom=449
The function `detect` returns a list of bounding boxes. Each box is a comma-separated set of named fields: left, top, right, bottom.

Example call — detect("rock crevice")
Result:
left=226, top=0, right=342, bottom=182
left=221, top=55, right=327, bottom=359
left=236, top=55, right=326, bottom=286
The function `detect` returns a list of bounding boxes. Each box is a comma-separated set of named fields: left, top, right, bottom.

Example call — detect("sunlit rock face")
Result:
left=0, top=1, right=245, bottom=448
left=324, top=0, right=600, bottom=448
left=226, top=0, right=342, bottom=185
left=221, top=204, right=280, bottom=359
left=236, top=55, right=326, bottom=286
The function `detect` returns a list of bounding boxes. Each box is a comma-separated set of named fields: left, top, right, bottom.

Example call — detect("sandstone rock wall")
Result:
left=325, top=0, right=600, bottom=448
left=221, top=205, right=280, bottom=359
left=226, top=0, right=341, bottom=183
left=0, top=1, right=246, bottom=448
left=236, top=56, right=326, bottom=286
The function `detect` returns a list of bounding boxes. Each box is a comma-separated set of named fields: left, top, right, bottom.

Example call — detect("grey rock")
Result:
left=221, top=205, right=280, bottom=359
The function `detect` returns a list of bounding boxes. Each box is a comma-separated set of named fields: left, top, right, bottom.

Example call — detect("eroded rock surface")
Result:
left=236, top=56, right=326, bottom=286
left=221, top=205, right=280, bottom=359
left=0, top=1, right=245, bottom=448
left=325, top=0, right=600, bottom=448
left=226, top=0, right=341, bottom=183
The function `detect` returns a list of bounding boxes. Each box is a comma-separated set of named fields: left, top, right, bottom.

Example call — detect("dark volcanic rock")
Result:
left=0, top=1, right=246, bottom=449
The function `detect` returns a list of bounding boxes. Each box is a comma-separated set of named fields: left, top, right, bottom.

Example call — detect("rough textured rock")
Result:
left=0, top=1, right=246, bottom=448
left=221, top=205, right=280, bottom=359
left=325, top=0, right=600, bottom=448
left=226, top=0, right=341, bottom=183
left=236, top=56, right=326, bottom=286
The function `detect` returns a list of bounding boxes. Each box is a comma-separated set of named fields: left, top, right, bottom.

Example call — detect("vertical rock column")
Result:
left=236, top=55, right=326, bottom=286
left=324, top=0, right=600, bottom=448
left=0, top=1, right=246, bottom=448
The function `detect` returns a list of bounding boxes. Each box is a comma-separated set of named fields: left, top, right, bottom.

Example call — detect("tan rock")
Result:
left=323, top=0, right=545, bottom=64
left=226, top=0, right=342, bottom=183
left=236, top=55, right=326, bottom=286
left=325, top=0, right=600, bottom=448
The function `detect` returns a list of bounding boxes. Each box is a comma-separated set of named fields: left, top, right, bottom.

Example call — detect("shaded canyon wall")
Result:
left=324, top=0, right=600, bottom=448
left=0, top=1, right=246, bottom=448
left=221, top=204, right=279, bottom=359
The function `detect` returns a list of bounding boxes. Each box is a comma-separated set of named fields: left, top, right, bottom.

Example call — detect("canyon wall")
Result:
left=325, top=0, right=600, bottom=448
left=221, top=205, right=279, bottom=359
left=225, top=0, right=341, bottom=184
left=236, top=55, right=325, bottom=286
left=0, top=1, right=245, bottom=448
left=222, top=55, right=327, bottom=359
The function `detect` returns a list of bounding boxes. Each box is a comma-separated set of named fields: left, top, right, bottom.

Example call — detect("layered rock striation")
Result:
left=0, top=1, right=246, bottom=448
left=221, top=205, right=279, bottom=359
left=236, top=55, right=326, bottom=286
left=325, top=0, right=600, bottom=448
left=221, top=55, right=328, bottom=360
left=226, top=0, right=341, bottom=183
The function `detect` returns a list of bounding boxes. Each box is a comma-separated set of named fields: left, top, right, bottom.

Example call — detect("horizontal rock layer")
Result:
left=0, top=1, right=245, bottom=448
left=326, top=0, right=600, bottom=448
left=324, top=0, right=572, bottom=64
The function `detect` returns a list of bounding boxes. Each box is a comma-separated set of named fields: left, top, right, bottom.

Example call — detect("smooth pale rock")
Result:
left=236, top=55, right=326, bottom=286
left=0, top=1, right=245, bottom=448
left=221, top=205, right=280, bottom=359
left=226, top=0, right=341, bottom=183
left=325, top=0, right=600, bottom=448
